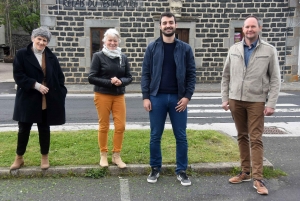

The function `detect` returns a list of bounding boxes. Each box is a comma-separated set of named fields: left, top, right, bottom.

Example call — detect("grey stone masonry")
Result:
left=40, top=0, right=300, bottom=84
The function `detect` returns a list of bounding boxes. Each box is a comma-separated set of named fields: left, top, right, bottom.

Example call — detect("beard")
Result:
left=162, top=28, right=176, bottom=37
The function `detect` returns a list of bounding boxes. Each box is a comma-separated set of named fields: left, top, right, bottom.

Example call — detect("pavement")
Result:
left=0, top=61, right=299, bottom=178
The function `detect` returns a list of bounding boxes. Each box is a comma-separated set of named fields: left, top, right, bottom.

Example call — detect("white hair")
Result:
left=31, top=27, right=52, bottom=42
left=102, top=28, right=121, bottom=43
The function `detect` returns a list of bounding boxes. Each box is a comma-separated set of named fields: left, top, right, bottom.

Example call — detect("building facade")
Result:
left=41, top=0, right=300, bottom=84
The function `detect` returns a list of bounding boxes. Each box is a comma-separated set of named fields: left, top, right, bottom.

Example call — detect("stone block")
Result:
left=291, top=65, right=299, bottom=74
left=40, top=15, right=56, bottom=27
left=288, top=0, right=298, bottom=8
left=195, top=57, right=202, bottom=67
left=283, top=74, right=299, bottom=82
left=48, top=37, right=57, bottom=47
left=286, top=55, right=298, bottom=66
left=42, top=0, right=56, bottom=4
left=287, top=37, right=299, bottom=47
left=40, top=5, right=48, bottom=15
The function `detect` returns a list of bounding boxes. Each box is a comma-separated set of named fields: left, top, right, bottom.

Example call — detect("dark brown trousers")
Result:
left=229, top=99, right=265, bottom=180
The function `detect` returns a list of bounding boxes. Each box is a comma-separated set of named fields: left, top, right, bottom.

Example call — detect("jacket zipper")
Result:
left=240, top=44, right=259, bottom=100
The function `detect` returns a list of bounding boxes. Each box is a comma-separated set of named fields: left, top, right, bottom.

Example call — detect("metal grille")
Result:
left=263, top=126, right=288, bottom=134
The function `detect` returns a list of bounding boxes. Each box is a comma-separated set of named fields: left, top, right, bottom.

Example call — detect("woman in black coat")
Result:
left=10, top=27, right=67, bottom=170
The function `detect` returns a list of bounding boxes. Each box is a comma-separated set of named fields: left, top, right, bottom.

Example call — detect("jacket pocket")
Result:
left=230, top=54, right=241, bottom=59
left=256, top=55, right=269, bottom=59
left=248, top=79, right=263, bottom=95
left=255, top=55, right=269, bottom=66
left=230, top=54, right=243, bottom=67
left=230, top=54, right=241, bottom=58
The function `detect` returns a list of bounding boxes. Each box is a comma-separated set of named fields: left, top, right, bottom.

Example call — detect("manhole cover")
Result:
left=263, top=126, right=287, bottom=134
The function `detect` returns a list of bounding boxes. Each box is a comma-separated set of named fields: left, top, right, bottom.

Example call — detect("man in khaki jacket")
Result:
left=221, top=15, right=281, bottom=195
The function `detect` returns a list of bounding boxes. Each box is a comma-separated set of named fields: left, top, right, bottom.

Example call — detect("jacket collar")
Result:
left=237, top=36, right=262, bottom=57
left=155, top=36, right=179, bottom=45
left=241, top=36, right=262, bottom=48
left=25, top=43, right=54, bottom=74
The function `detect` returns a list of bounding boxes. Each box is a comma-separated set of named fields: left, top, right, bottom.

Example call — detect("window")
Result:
left=90, top=28, right=110, bottom=59
left=234, top=28, right=244, bottom=43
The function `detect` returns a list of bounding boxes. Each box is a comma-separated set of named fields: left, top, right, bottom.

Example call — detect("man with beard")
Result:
left=221, top=15, right=281, bottom=195
left=141, top=12, right=196, bottom=186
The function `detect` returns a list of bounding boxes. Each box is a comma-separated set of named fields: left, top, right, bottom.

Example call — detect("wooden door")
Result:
left=90, top=28, right=110, bottom=59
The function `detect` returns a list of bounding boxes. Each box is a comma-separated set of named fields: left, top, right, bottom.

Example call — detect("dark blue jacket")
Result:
left=141, top=37, right=196, bottom=100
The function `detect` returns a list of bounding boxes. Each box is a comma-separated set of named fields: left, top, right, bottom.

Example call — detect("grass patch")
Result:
left=0, top=129, right=287, bottom=179
left=230, top=166, right=287, bottom=179
left=0, top=129, right=239, bottom=167
left=85, top=168, right=108, bottom=179
left=263, top=167, right=287, bottom=179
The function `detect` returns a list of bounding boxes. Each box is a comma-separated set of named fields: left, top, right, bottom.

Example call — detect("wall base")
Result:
left=283, top=74, right=299, bottom=82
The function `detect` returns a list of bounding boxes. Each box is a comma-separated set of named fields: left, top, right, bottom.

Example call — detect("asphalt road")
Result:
left=1, top=89, right=300, bottom=125
left=0, top=137, right=299, bottom=201
left=0, top=83, right=300, bottom=200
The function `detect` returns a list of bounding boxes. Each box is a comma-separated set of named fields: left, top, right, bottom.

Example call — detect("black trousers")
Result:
left=16, top=110, right=50, bottom=155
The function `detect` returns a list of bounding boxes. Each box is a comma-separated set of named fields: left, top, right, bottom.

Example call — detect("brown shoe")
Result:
left=10, top=155, right=24, bottom=170
left=253, top=179, right=268, bottom=195
left=41, top=154, right=50, bottom=170
left=229, top=172, right=251, bottom=183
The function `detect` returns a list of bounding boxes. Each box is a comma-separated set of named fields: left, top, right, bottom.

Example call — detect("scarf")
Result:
left=32, top=44, right=45, bottom=66
left=102, top=45, right=122, bottom=65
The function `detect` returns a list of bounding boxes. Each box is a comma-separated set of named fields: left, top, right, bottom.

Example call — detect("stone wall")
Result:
left=1, top=27, right=30, bottom=57
left=13, top=35, right=31, bottom=51
left=41, top=0, right=300, bottom=84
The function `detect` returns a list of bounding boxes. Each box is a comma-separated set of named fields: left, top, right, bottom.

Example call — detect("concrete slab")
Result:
left=0, top=62, right=14, bottom=83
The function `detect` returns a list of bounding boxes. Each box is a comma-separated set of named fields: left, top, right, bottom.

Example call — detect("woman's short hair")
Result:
left=102, top=28, right=121, bottom=43
left=31, top=27, right=52, bottom=42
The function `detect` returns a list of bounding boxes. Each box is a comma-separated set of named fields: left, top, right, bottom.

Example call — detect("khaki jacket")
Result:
left=221, top=38, right=281, bottom=109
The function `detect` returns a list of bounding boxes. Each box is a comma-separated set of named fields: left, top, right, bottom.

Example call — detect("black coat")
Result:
left=13, top=43, right=67, bottom=125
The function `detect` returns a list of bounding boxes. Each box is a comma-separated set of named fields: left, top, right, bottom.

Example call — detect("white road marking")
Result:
left=188, top=116, right=300, bottom=119
left=120, top=179, right=131, bottom=201
left=188, top=104, right=299, bottom=107
left=188, top=108, right=300, bottom=113
left=0, top=92, right=296, bottom=98
left=191, top=97, right=220, bottom=99
left=1, top=122, right=299, bottom=137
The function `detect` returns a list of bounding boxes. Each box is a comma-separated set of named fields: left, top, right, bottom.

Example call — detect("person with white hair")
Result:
left=88, top=28, right=132, bottom=169
left=11, top=27, right=67, bottom=171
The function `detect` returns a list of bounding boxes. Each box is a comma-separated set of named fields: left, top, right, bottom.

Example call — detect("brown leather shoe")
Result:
left=253, top=179, right=269, bottom=195
left=10, top=155, right=24, bottom=170
left=229, top=172, right=251, bottom=183
left=41, top=154, right=50, bottom=170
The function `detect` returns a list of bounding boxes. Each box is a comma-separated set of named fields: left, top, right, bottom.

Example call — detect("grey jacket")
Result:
left=221, top=38, right=281, bottom=108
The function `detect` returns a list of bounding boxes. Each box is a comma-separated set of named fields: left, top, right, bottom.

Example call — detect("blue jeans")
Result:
left=149, top=93, right=188, bottom=174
